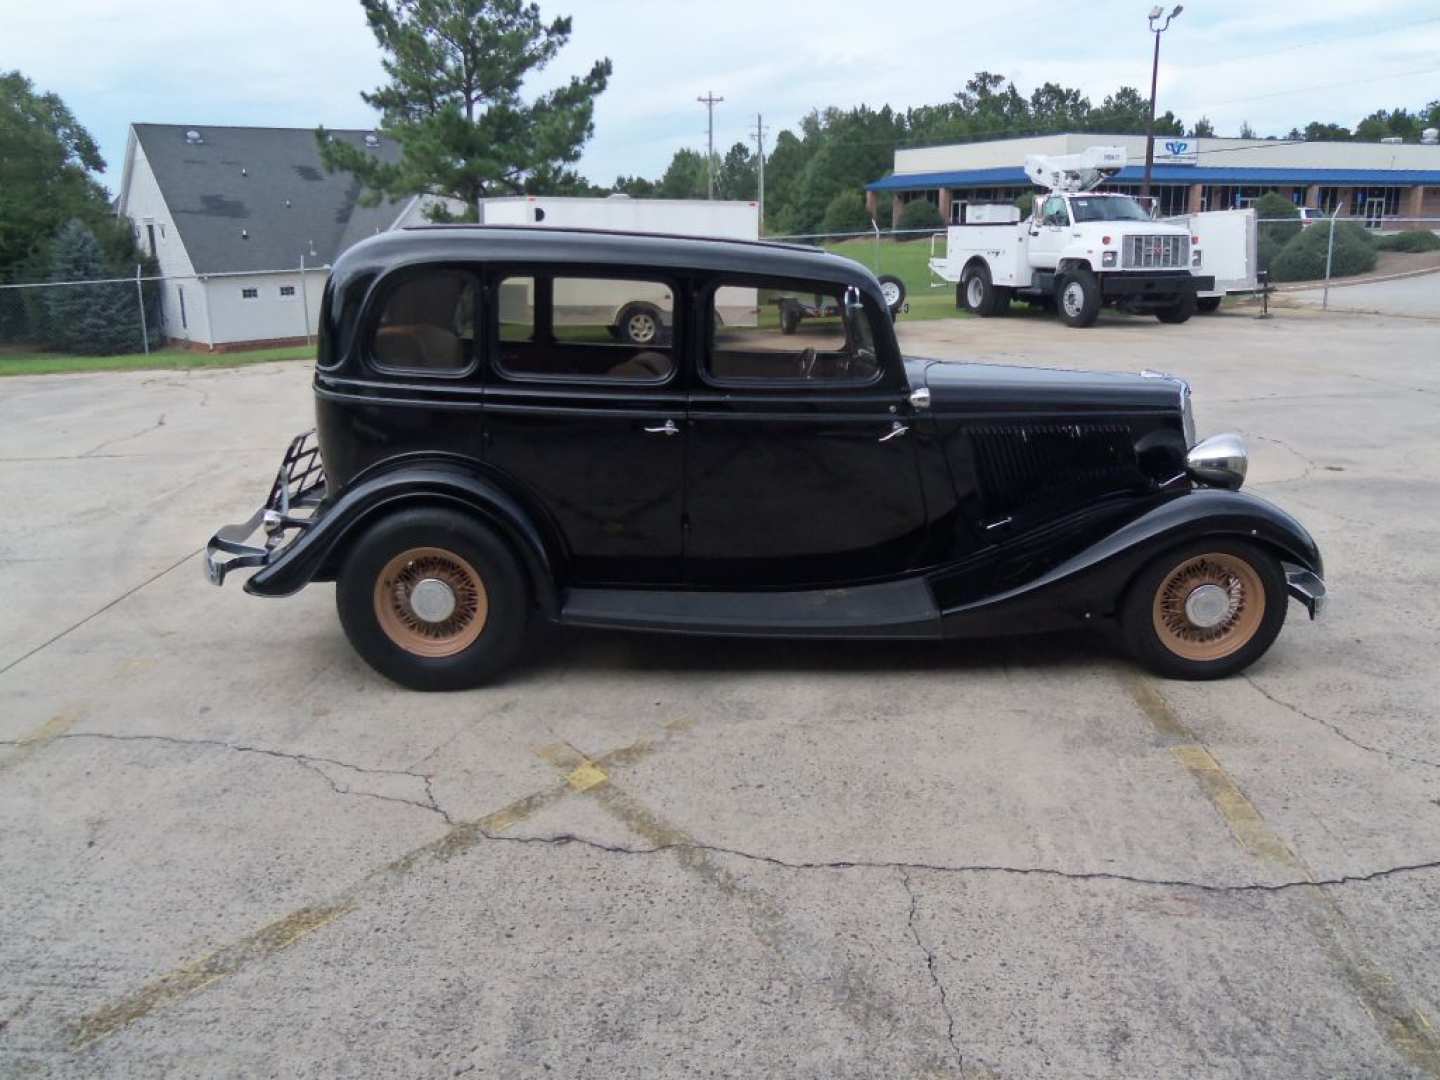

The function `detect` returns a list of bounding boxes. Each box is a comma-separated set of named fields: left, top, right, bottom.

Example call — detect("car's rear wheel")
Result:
left=1121, top=540, right=1287, bottom=680
left=963, top=264, right=1008, bottom=316
left=336, top=508, right=528, bottom=690
left=617, top=303, right=661, bottom=345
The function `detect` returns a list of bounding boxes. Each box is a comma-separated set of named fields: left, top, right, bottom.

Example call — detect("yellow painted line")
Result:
left=1, top=713, right=77, bottom=774
left=1169, top=745, right=1302, bottom=870
left=73, top=901, right=355, bottom=1046
left=565, top=761, right=609, bottom=792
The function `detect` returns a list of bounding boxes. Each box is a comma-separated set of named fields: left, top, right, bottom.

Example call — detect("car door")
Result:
left=1027, top=195, right=1071, bottom=270
left=683, top=276, right=928, bottom=588
left=482, top=270, right=686, bottom=585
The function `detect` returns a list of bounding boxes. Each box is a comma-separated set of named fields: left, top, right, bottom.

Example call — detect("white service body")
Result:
left=1165, top=208, right=1258, bottom=299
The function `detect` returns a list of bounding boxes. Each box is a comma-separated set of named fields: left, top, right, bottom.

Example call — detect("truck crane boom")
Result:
left=1023, top=146, right=1127, bottom=193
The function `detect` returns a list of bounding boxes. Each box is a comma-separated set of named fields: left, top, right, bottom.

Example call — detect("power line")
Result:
left=1177, top=14, right=1440, bottom=72
left=1201, top=65, right=1440, bottom=108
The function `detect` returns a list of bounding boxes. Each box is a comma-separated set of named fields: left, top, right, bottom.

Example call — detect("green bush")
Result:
left=820, top=190, right=873, bottom=235
left=1255, top=192, right=1300, bottom=271
left=897, top=197, right=944, bottom=234
left=1375, top=229, right=1440, bottom=253
left=1014, top=191, right=1038, bottom=222
left=1269, top=220, right=1378, bottom=283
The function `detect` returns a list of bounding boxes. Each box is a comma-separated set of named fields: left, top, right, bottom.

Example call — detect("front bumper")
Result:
left=205, top=430, right=327, bottom=587
left=1284, top=565, right=1327, bottom=620
left=1101, top=272, right=1214, bottom=298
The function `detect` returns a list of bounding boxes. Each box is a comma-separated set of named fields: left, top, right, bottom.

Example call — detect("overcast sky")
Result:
left=8, top=0, right=1440, bottom=195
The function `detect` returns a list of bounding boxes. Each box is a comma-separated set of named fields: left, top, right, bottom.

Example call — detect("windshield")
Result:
left=1068, top=196, right=1154, bottom=223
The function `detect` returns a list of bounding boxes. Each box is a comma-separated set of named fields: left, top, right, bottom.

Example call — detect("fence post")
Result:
left=870, top=218, right=881, bottom=277
left=299, top=254, right=311, bottom=348
left=1321, top=205, right=1341, bottom=311
left=134, top=264, right=150, bottom=355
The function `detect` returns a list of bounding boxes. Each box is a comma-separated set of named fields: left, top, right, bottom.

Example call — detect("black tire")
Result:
left=962, top=263, right=1005, bottom=316
left=335, top=507, right=529, bottom=691
left=780, top=302, right=801, bottom=335
left=877, top=274, right=906, bottom=317
left=616, top=303, right=662, bottom=345
left=1156, top=289, right=1198, bottom=324
left=1055, top=268, right=1102, bottom=328
left=1120, top=539, right=1288, bottom=681
left=1196, top=296, right=1223, bottom=314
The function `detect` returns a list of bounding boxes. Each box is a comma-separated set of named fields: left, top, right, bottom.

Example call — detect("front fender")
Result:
left=938, top=488, right=1323, bottom=635
left=245, top=463, right=560, bottom=615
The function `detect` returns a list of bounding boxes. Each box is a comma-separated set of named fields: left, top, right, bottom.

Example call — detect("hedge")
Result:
left=897, top=198, right=944, bottom=233
left=1375, top=229, right=1440, bottom=253
left=1269, top=220, right=1378, bottom=282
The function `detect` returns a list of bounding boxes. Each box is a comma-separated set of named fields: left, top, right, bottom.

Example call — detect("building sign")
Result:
left=1154, top=139, right=1199, bottom=165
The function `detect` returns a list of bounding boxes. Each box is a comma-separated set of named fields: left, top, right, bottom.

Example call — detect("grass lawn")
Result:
left=821, top=236, right=966, bottom=321
left=0, top=343, right=314, bottom=377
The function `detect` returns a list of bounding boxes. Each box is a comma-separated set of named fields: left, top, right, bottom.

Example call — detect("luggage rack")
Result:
left=205, top=429, right=327, bottom=586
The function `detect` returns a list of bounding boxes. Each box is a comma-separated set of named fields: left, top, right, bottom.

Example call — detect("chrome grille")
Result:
left=1122, top=234, right=1190, bottom=270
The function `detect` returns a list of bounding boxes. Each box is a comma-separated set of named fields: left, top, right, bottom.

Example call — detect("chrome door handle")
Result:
left=879, top=421, right=909, bottom=442
left=644, top=419, right=679, bottom=436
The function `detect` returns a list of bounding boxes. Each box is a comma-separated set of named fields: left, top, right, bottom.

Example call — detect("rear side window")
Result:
left=707, top=280, right=879, bottom=383
left=371, top=270, right=475, bottom=372
left=494, top=274, right=675, bottom=382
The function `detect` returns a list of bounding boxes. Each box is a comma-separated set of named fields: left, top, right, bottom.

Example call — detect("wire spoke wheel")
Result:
left=1151, top=552, right=1265, bottom=662
left=373, top=546, right=488, bottom=658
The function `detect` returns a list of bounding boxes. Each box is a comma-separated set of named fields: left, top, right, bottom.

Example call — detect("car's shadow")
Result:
left=508, top=624, right=1121, bottom=682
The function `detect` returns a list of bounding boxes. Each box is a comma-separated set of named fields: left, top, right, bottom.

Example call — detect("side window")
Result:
left=494, top=274, right=675, bottom=382
left=371, top=270, right=475, bottom=372
left=708, top=280, right=879, bottom=383
left=1043, top=197, right=1069, bottom=226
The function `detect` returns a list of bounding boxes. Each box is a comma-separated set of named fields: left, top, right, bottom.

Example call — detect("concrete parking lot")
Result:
left=3, top=305, right=1439, bottom=1078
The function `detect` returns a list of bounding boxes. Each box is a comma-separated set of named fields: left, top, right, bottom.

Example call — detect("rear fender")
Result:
left=245, top=460, right=561, bottom=615
left=939, top=489, right=1322, bottom=635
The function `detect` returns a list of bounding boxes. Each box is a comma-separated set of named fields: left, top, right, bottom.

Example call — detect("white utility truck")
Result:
left=1163, top=206, right=1258, bottom=312
left=478, top=195, right=761, bottom=343
left=928, top=147, right=1214, bottom=328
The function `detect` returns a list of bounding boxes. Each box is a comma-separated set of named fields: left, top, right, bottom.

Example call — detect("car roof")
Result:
left=330, top=224, right=877, bottom=289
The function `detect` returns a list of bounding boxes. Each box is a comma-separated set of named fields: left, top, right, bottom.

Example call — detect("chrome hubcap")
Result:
left=1063, top=283, right=1084, bottom=317
left=967, top=278, right=983, bottom=307
left=628, top=314, right=656, bottom=342
left=409, top=577, right=457, bottom=623
left=1183, top=582, right=1232, bottom=629
left=882, top=282, right=901, bottom=305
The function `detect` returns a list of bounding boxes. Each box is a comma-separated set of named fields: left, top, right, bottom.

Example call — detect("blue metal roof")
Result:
left=867, top=165, right=1440, bottom=191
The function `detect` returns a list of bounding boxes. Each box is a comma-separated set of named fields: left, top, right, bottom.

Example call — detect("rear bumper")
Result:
left=1102, top=272, right=1212, bottom=298
left=205, top=430, right=327, bottom=588
left=1284, top=565, right=1327, bottom=620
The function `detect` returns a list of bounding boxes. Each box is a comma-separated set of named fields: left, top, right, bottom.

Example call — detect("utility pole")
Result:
left=697, top=91, right=724, bottom=199
left=1142, top=5, right=1183, bottom=201
left=753, top=113, right=767, bottom=233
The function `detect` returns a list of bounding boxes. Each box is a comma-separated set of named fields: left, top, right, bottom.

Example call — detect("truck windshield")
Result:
left=1068, top=196, right=1153, bottom=222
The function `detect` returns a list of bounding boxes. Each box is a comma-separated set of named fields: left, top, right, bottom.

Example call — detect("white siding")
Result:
left=201, top=270, right=328, bottom=346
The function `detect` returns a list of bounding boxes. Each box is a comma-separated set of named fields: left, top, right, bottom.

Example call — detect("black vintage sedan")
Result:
left=206, top=226, right=1325, bottom=690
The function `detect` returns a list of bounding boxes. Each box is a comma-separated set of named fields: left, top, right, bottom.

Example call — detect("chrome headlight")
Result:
left=1102, top=250, right=1118, bottom=267
left=1187, top=433, right=1247, bottom=489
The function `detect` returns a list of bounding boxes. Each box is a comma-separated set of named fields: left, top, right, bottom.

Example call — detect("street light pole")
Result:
left=1142, top=4, right=1183, bottom=202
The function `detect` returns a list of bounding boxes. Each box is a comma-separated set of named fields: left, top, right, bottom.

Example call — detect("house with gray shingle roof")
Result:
left=115, top=123, right=460, bottom=349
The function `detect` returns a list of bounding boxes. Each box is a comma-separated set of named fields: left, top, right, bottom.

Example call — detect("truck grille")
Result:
left=1122, top=234, right=1189, bottom=270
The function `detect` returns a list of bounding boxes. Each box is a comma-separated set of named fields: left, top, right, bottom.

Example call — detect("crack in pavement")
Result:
left=1243, top=675, right=1440, bottom=772
left=0, top=730, right=451, bottom=823
left=83, top=413, right=166, bottom=457
left=900, top=870, right=964, bottom=1073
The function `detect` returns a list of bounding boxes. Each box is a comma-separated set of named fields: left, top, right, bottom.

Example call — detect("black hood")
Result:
left=905, top=356, right=1185, bottom=417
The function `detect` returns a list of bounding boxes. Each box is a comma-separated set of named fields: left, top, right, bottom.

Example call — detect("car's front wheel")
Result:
left=336, top=508, right=528, bottom=690
left=1120, top=540, right=1288, bottom=680
left=1056, top=269, right=1101, bottom=328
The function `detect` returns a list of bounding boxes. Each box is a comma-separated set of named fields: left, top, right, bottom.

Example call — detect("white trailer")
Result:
left=479, top=195, right=761, bottom=342
left=1163, top=207, right=1258, bottom=311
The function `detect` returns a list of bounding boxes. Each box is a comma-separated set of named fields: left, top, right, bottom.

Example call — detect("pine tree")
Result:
left=44, top=220, right=147, bottom=355
left=318, top=0, right=611, bottom=207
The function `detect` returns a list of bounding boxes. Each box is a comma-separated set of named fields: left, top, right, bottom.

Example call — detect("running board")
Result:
left=559, top=579, right=941, bottom=639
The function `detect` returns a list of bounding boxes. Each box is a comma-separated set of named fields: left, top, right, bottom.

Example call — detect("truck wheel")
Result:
left=878, top=274, right=906, bottom=317
left=1120, top=539, right=1287, bottom=681
left=1056, top=269, right=1101, bottom=328
left=336, top=507, right=529, bottom=691
left=780, top=302, right=801, bottom=335
left=1196, top=296, right=1222, bottom=314
left=617, top=303, right=662, bottom=344
left=963, top=265, right=1004, bottom=316
left=1156, top=290, right=1198, bottom=324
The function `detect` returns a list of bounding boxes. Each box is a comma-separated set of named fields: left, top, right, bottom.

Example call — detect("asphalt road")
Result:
left=3, top=306, right=1440, bottom=1078
left=1288, top=269, right=1440, bottom=319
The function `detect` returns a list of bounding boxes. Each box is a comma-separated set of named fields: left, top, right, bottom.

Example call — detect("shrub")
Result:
left=1375, top=229, right=1440, bottom=253
left=1014, top=191, right=1038, bottom=222
left=820, top=190, right=872, bottom=235
left=897, top=197, right=944, bottom=234
left=1255, top=192, right=1300, bottom=271
left=1269, top=220, right=1378, bottom=282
